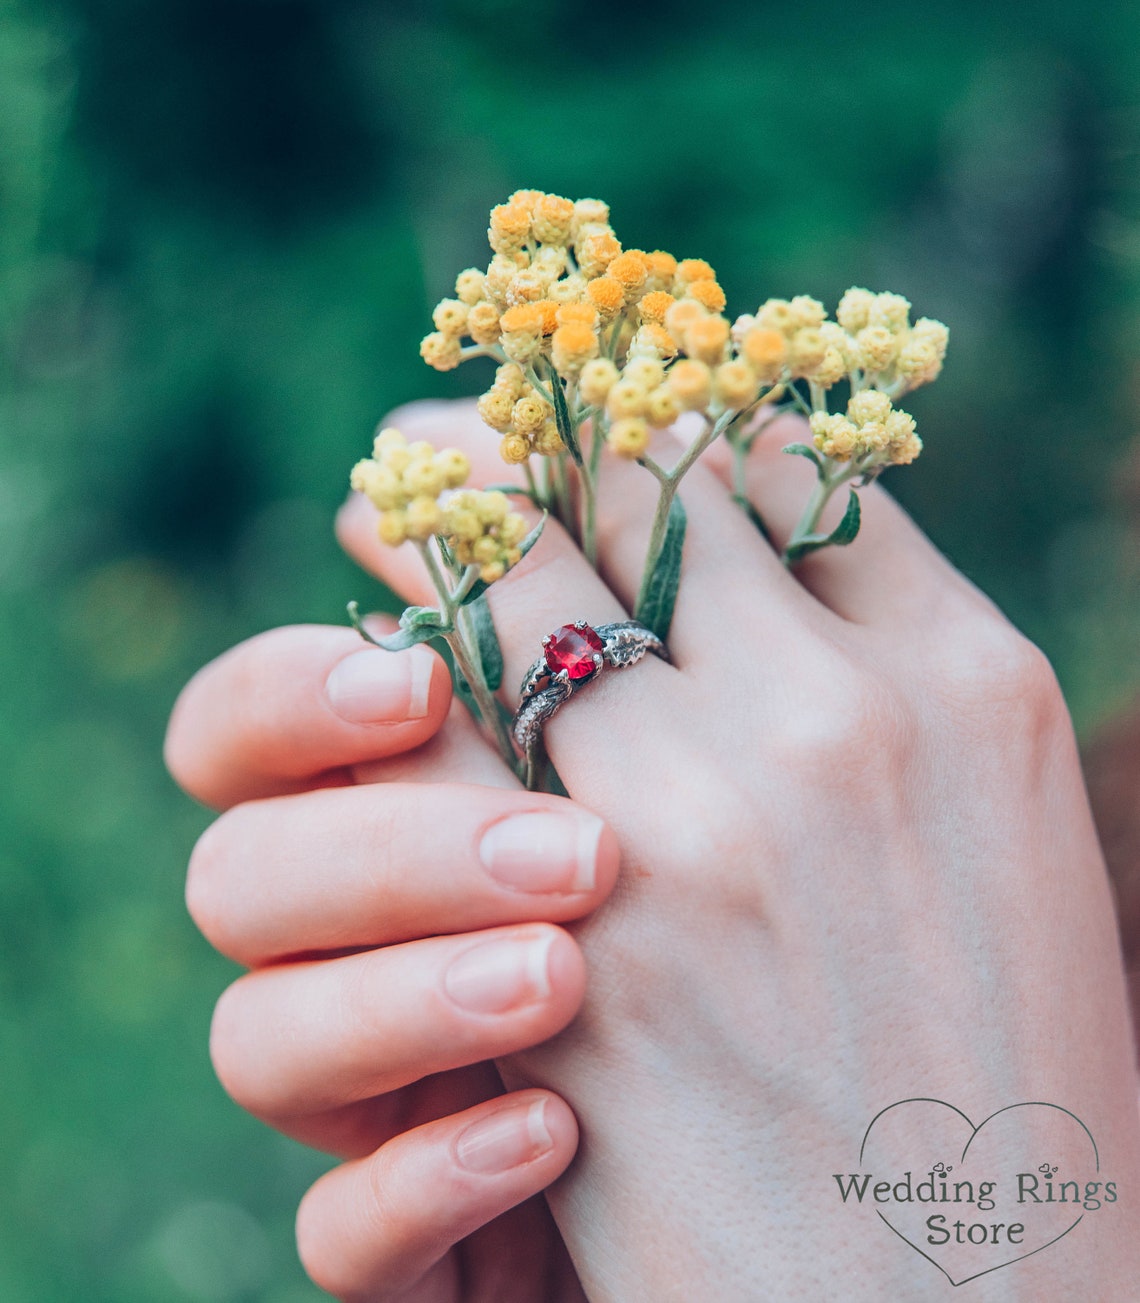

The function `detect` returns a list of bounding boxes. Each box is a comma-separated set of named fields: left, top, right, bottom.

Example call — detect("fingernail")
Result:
left=456, top=1098, right=554, bottom=1174
left=325, top=648, right=432, bottom=723
left=444, top=933, right=554, bottom=1014
left=479, top=811, right=601, bottom=894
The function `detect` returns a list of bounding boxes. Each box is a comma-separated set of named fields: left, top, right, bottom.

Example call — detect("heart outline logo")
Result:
left=859, top=1098, right=1099, bottom=1287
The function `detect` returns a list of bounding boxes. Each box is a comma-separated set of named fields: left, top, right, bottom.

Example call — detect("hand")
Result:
left=329, top=399, right=1140, bottom=1299
left=166, top=623, right=621, bottom=1300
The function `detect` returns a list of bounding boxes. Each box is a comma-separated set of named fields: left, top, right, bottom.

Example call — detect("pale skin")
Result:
left=166, top=401, right=1140, bottom=1301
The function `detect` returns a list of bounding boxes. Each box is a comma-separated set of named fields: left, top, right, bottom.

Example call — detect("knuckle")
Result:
left=771, top=654, right=914, bottom=779
left=934, top=622, right=1064, bottom=724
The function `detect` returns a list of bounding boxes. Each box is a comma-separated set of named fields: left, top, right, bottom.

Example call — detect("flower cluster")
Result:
left=730, top=289, right=947, bottom=399
left=350, top=428, right=530, bottom=582
left=439, top=489, right=530, bottom=583
left=421, top=189, right=776, bottom=463
left=810, top=390, right=922, bottom=467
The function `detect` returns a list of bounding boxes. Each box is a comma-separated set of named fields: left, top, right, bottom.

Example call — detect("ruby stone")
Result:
left=544, top=624, right=603, bottom=680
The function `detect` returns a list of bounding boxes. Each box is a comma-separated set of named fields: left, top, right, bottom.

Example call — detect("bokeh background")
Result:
left=5, top=0, right=1140, bottom=1298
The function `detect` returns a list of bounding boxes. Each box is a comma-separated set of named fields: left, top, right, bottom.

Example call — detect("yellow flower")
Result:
left=405, top=495, right=442, bottom=540
left=466, top=302, right=501, bottom=346
left=740, top=328, right=787, bottom=384
left=377, top=509, right=408, bottom=546
left=686, top=279, right=727, bottom=313
left=755, top=299, right=795, bottom=333
left=664, top=297, right=707, bottom=340
left=401, top=458, right=446, bottom=499
left=551, top=322, right=600, bottom=375
left=836, top=287, right=875, bottom=334
left=579, top=358, right=620, bottom=406
left=577, top=228, right=622, bottom=279
left=868, top=292, right=911, bottom=331
left=713, top=360, right=760, bottom=409
left=667, top=358, right=713, bottom=410
left=645, top=383, right=682, bottom=428
left=856, top=326, right=898, bottom=373
left=628, top=323, right=678, bottom=360
left=788, top=295, right=826, bottom=330
left=571, top=198, right=610, bottom=238
left=488, top=201, right=531, bottom=254
left=477, top=387, right=515, bottom=432
left=499, top=434, right=532, bottom=465
left=532, top=193, right=575, bottom=244
left=683, top=315, right=730, bottom=366
left=674, top=257, right=716, bottom=288
left=608, top=417, right=651, bottom=458
left=555, top=301, right=599, bottom=328
left=643, top=250, right=678, bottom=289
left=607, top=250, right=649, bottom=301
left=548, top=272, right=588, bottom=304
left=606, top=378, right=649, bottom=421
left=436, top=448, right=470, bottom=488
left=506, top=270, right=546, bottom=306
left=639, top=290, right=676, bottom=325
left=623, top=356, right=666, bottom=390
left=420, top=331, right=463, bottom=371
left=442, top=489, right=530, bottom=581
left=493, top=362, right=527, bottom=397
left=533, top=420, right=564, bottom=456
left=350, top=459, right=401, bottom=511
left=512, top=392, right=552, bottom=435
left=585, top=276, right=625, bottom=320
left=432, top=299, right=469, bottom=337
left=787, top=327, right=827, bottom=376
left=455, top=268, right=485, bottom=305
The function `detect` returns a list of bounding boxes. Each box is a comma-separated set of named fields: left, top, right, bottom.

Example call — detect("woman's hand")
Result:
left=327, top=400, right=1140, bottom=1300
left=166, top=623, right=621, bottom=1301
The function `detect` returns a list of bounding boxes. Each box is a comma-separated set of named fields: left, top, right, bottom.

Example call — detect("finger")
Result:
left=701, top=411, right=987, bottom=625
left=258, top=1060, right=502, bottom=1162
left=165, top=624, right=453, bottom=809
left=296, top=1090, right=577, bottom=1303
left=209, top=923, right=584, bottom=1120
left=350, top=697, right=519, bottom=789
left=188, top=782, right=621, bottom=965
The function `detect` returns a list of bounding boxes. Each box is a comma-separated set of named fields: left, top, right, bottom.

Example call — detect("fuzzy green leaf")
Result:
left=548, top=369, right=583, bottom=467
left=784, top=489, right=862, bottom=563
left=466, top=594, right=503, bottom=691
left=459, top=512, right=547, bottom=607
left=635, top=494, right=687, bottom=640
left=783, top=442, right=825, bottom=480
left=349, top=600, right=447, bottom=650
left=399, top=605, right=446, bottom=630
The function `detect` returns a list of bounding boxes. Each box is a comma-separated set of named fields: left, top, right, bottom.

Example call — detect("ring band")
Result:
left=512, top=619, right=668, bottom=757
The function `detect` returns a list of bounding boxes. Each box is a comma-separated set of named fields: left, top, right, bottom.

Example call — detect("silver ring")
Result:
left=512, top=619, right=669, bottom=757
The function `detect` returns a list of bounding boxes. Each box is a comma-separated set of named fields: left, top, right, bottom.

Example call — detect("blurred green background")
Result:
left=4, top=0, right=1140, bottom=1297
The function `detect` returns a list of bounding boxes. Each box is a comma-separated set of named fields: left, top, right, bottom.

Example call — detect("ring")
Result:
left=512, top=619, right=669, bottom=756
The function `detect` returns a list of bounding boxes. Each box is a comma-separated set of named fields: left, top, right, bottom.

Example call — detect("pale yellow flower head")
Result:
left=350, top=428, right=471, bottom=533
left=442, top=489, right=530, bottom=582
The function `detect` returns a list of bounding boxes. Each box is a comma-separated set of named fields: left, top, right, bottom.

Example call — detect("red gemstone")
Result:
left=544, top=623, right=603, bottom=679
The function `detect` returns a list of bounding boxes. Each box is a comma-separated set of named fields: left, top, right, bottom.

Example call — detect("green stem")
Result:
left=780, top=461, right=860, bottom=566
left=580, top=409, right=605, bottom=567
left=414, top=542, right=517, bottom=771
left=634, top=412, right=732, bottom=613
